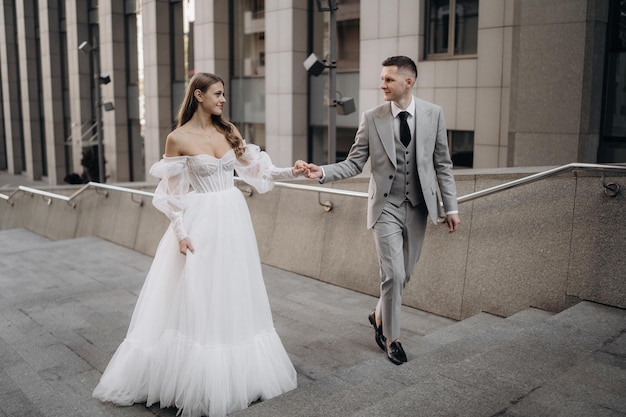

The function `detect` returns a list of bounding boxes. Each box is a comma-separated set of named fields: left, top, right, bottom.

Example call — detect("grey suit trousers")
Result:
left=372, top=200, right=428, bottom=342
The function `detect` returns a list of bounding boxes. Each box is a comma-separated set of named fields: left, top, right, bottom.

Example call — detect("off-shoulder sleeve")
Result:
left=234, top=142, right=296, bottom=194
left=149, top=156, right=189, bottom=241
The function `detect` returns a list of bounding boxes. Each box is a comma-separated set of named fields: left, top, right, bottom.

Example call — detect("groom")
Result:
left=304, top=56, right=460, bottom=365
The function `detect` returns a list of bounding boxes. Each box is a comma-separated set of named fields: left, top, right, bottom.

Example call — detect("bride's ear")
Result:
left=194, top=89, right=203, bottom=102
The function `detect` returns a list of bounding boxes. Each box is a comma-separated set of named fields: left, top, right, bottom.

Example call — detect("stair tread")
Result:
left=235, top=302, right=626, bottom=416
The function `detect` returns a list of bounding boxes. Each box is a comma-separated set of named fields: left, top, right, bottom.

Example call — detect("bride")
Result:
left=93, top=72, right=304, bottom=417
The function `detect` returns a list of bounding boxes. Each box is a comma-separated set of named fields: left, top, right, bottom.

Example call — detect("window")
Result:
left=427, top=0, right=478, bottom=58
left=448, top=130, right=474, bottom=168
left=336, top=0, right=360, bottom=71
left=230, top=0, right=266, bottom=147
left=232, top=0, right=265, bottom=77
left=598, top=0, right=626, bottom=163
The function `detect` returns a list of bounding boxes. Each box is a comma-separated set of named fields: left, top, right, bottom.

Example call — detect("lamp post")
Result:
left=303, top=0, right=338, bottom=164
left=78, top=40, right=110, bottom=183
left=304, top=0, right=355, bottom=164
left=325, top=0, right=338, bottom=165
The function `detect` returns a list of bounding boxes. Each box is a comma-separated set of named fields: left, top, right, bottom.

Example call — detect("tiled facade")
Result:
left=0, top=0, right=620, bottom=185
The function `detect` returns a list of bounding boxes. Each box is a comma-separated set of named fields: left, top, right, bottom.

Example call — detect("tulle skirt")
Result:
left=93, top=188, right=297, bottom=417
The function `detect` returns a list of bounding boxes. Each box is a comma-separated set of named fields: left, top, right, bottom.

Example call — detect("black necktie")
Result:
left=398, top=111, right=411, bottom=147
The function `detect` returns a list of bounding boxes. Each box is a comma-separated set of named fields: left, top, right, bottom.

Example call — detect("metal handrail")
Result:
left=1, top=163, right=624, bottom=210
left=247, top=178, right=367, bottom=211
left=0, top=182, right=154, bottom=208
left=457, top=163, right=625, bottom=203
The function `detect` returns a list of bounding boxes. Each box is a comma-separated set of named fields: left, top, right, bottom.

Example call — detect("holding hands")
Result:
left=292, top=160, right=308, bottom=176
left=292, top=161, right=323, bottom=179
left=291, top=160, right=461, bottom=234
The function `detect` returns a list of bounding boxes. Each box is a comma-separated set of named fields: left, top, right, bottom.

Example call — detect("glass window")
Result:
left=232, top=0, right=265, bottom=78
left=230, top=0, right=266, bottom=147
left=427, top=0, right=478, bottom=57
left=336, top=0, right=360, bottom=71
left=448, top=130, right=474, bottom=168
left=599, top=0, right=626, bottom=163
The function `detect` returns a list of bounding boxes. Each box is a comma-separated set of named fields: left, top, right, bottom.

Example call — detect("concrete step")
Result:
left=406, top=311, right=504, bottom=356
left=404, top=308, right=553, bottom=361
left=234, top=302, right=625, bottom=417
left=0, top=227, right=53, bottom=254
left=0, top=229, right=166, bottom=417
left=498, top=301, right=626, bottom=416
left=2, top=229, right=624, bottom=417
left=232, top=311, right=534, bottom=416
left=0, top=229, right=455, bottom=417
left=504, top=305, right=554, bottom=326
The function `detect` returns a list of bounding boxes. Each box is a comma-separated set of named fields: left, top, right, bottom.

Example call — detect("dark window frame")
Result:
left=425, top=0, right=479, bottom=60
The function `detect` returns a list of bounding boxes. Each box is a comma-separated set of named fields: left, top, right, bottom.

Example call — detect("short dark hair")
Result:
left=382, top=56, right=418, bottom=79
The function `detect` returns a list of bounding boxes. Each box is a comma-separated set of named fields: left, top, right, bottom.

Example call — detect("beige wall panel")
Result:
left=567, top=175, right=626, bottom=308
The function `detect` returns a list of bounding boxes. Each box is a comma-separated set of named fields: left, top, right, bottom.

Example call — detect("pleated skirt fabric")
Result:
left=93, top=188, right=297, bottom=417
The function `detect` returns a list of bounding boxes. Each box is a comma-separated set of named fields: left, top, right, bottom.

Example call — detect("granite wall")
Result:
left=1, top=168, right=624, bottom=320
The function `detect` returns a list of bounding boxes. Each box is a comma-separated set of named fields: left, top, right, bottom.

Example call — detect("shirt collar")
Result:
left=391, top=97, right=415, bottom=118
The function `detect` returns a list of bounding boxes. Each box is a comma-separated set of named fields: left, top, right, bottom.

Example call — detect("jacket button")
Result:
left=388, top=175, right=393, bottom=179
left=383, top=193, right=388, bottom=197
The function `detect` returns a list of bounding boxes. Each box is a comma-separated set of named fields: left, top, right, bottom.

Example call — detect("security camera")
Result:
left=78, top=41, right=92, bottom=55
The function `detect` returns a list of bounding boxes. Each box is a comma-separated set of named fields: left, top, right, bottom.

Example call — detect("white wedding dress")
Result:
left=93, top=144, right=298, bottom=417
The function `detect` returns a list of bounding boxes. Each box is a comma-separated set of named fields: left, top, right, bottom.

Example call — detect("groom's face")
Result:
left=380, top=65, right=413, bottom=103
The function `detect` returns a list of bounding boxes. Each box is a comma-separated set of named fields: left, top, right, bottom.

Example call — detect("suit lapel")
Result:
left=413, top=97, right=432, bottom=163
left=373, top=104, right=396, bottom=168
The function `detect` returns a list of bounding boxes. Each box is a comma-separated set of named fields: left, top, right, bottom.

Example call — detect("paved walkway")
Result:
left=0, top=171, right=48, bottom=189
left=0, top=229, right=454, bottom=417
left=1, top=173, right=626, bottom=416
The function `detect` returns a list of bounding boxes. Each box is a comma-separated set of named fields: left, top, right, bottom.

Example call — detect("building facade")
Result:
left=0, top=0, right=623, bottom=185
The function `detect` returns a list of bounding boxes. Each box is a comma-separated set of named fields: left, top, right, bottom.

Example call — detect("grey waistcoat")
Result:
left=387, top=133, right=424, bottom=207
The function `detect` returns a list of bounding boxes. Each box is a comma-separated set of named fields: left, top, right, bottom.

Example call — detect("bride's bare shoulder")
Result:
left=165, top=127, right=192, bottom=156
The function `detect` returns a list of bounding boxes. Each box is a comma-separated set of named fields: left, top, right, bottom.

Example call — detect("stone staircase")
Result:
left=0, top=228, right=624, bottom=417
left=234, top=303, right=626, bottom=416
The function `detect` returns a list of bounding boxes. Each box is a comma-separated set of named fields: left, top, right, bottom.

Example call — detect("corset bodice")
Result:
left=186, top=151, right=236, bottom=193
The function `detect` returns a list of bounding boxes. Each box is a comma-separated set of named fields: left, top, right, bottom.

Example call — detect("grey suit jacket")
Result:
left=321, top=97, right=458, bottom=229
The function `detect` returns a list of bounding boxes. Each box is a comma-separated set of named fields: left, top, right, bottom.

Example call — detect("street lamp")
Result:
left=78, top=40, right=110, bottom=183
left=303, top=0, right=355, bottom=164
left=336, top=92, right=355, bottom=115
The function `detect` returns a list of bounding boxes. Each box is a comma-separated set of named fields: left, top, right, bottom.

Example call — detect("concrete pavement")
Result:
left=1, top=170, right=625, bottom=416
left=0, top=228, right=455, bottom=417
left=0, top=171, right=47, bottom=189
left=2, top=229, right=625, bottom=416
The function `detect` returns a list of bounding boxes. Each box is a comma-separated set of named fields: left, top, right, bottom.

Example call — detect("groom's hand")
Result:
left=304, top=163, right=323, bottom=179
left=444, top=213, right=461, bottom=233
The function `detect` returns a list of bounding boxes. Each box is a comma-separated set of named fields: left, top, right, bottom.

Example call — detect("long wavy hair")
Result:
left=176, top=72, right=244, bottom=157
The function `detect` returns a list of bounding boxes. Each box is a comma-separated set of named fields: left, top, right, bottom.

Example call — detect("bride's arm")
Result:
left=234, top=142, right=304, bottom=193
left=149, top=156, right=191, bottom=243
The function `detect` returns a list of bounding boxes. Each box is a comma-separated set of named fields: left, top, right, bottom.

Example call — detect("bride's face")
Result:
left=196, top=82, right=226, bottom=116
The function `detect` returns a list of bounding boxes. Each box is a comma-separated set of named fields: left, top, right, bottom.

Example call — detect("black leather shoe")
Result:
left=368, top=310, right=386, bottom=352
left=387, top=341, right=407, bottom=365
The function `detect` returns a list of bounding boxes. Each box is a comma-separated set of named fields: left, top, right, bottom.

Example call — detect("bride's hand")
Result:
left=293, top=160, right=308, bottom=176
left=178, top=237, right=195, bottom=255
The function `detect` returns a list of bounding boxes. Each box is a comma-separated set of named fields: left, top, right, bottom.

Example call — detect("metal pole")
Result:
left=327, top=0, right=338, bottom=164
left=93, top=45, right=105, bottom=183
